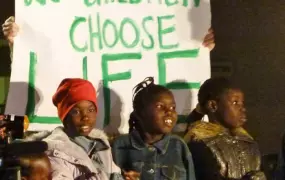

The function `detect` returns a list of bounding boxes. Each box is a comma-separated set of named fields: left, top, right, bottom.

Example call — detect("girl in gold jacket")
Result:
left=184, top=77, right=266, bottom=180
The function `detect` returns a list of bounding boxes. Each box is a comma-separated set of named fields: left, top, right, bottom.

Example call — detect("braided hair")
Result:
left=198, top=77, right=239, bottom=114
left=129, top=77, right=171, bottom=133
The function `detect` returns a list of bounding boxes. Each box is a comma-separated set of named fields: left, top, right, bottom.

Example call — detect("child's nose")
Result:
left=165, top=108, right=173, bottom=115
left=81, top=111, right=90, bottom=121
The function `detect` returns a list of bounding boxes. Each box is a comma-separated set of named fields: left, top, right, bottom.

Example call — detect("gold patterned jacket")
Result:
left=184, top=121, right=266, bottom=180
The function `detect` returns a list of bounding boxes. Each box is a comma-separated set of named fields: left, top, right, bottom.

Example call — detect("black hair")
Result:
left=198, top=77, right=240, bottom=113
left=128, top=77, right=171, bottom=133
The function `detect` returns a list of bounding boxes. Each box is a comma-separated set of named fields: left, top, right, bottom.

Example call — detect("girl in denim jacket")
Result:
left=112, top=77, right=196, bottom=180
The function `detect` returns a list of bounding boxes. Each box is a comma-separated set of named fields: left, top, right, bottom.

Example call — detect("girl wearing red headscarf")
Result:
left=26, top=78, right=123, bottom=180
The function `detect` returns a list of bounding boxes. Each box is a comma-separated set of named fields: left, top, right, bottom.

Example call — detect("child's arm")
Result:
left=185, top=151, right=197, bottom=180
left=111, top=136, right=140, bottom=180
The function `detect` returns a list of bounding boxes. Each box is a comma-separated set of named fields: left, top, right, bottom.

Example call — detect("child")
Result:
left=19, top=153, right=51, bottom=180
left=26, top=78, right=123, bottom=180
left=0, top=153, right=51, bottom=180
left=112, top=77, right=196, bottom=180
left=184, top=77, right=266, bottom=180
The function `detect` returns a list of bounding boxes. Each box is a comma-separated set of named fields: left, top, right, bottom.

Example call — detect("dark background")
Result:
left=1, top=1, right=285, bottom=155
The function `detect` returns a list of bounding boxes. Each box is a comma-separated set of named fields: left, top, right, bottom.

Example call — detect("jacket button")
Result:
left=148, top=169, right=155, bottom=174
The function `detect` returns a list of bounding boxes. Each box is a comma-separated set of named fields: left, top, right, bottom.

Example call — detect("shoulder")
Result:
left=184, top=121, right=225, bottom=143
left=89, top=128, right=109, bottom=142
left=169, top=134, right=188, bottom=146
left=25, top=130, right=53, bottom=141
left=112, top=134, right=131, bottom=148
left=168, top=134, right=191, bottom=154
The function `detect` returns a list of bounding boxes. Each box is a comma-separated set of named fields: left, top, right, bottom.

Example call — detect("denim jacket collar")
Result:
left=130, top=130, right=171, bottom=154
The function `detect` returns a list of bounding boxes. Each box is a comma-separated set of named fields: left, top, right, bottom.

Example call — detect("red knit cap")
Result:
left=52, top=78, right=97, bottom=121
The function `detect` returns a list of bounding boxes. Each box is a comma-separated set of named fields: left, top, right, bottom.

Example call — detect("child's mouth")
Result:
left=80, top=126, right=91, bottom=132
left=164, top=119, right=173, bottom=127
left=240, top=116, right=247, bottom=123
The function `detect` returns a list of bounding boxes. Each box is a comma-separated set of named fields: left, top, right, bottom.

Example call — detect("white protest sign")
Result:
left=6, top=0, right=211, bottom=133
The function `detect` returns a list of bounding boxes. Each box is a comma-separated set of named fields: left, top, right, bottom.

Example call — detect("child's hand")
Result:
left=2, top=16, right=19, bottom=46
left=202, top=27, right=215, bottom=51
left=0, top=115, right=6, bottom=139
left=123, top=170, right=140, bottom=180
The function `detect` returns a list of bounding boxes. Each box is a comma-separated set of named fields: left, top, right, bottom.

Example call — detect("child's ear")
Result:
left=206, top=100, right=218, bottom=113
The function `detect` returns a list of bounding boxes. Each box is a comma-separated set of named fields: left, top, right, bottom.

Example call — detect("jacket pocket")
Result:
left=161, top=165, right=186, bottom=180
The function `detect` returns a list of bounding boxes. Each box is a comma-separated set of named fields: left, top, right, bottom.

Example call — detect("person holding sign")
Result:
left=1, top=16, right=18, bottom=60
left=112, top=77, right=196, bottom=180
left=2, top=16, right=18, bottom=49
left=184, top=77, right=266, bottom=180
left=25, top=78, right=123, bottom=180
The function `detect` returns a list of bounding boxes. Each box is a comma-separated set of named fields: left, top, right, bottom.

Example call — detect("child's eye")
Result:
left=232, top=101, right=238, bottom=105
left=70, top=109, right=80, bottom=116
left=88, top=108, right=96, bottom=112
left=169, top=106, right=176, bottom=110
left=156, top=104, right=162, bottom=109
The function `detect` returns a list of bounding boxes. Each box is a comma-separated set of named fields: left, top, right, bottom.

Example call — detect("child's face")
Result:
left=65, top=100, right=97, bottom=136
left=142, top=91, right=177, bottom=134
left=216, top=89, right=247, bottom=129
